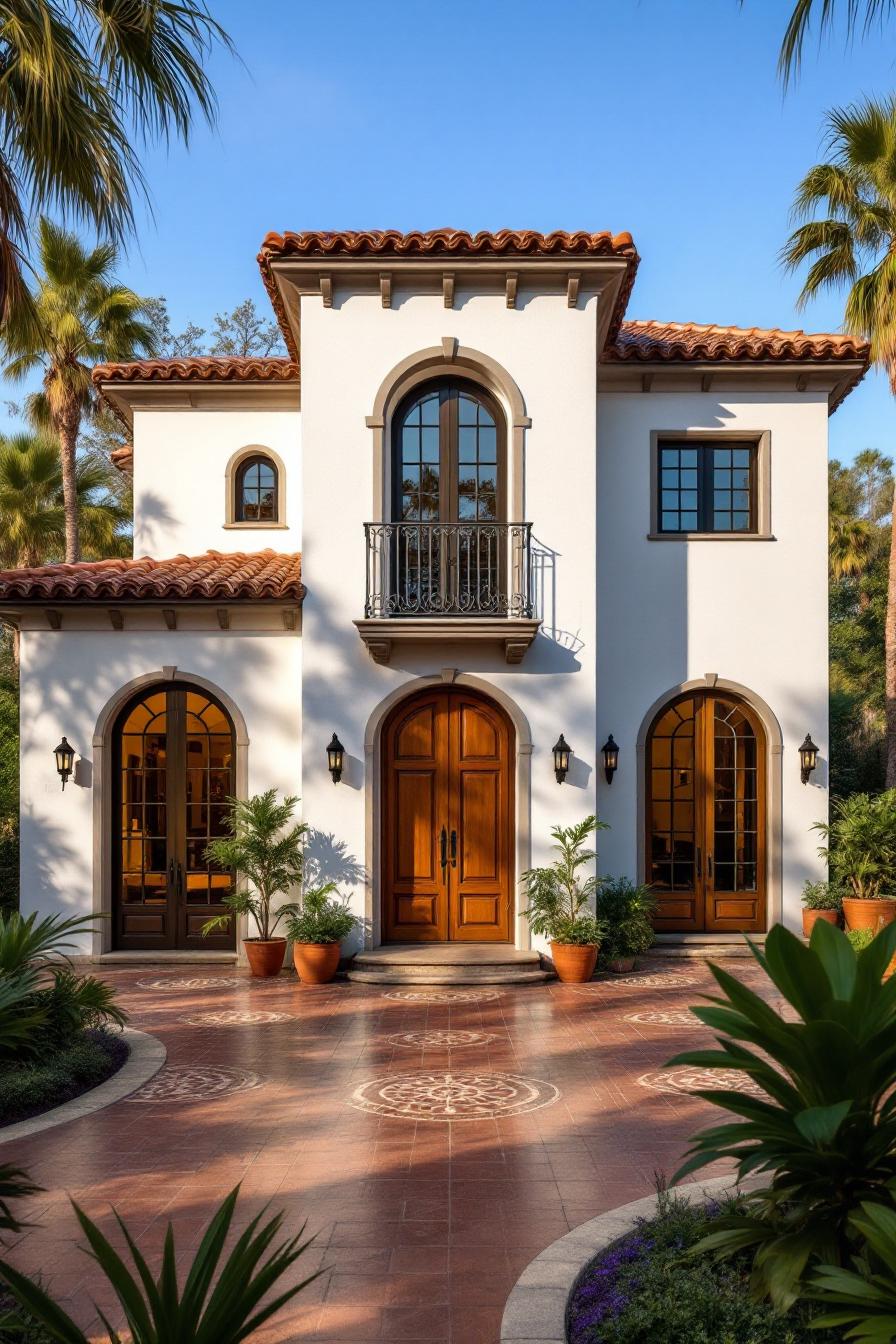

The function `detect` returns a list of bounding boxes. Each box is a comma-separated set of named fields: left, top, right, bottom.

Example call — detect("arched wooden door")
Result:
left=381, top=687, right=514, bottom=943
left=646, top=691, right=767, bottom=933
left=113, top=685, right=237, bottom=951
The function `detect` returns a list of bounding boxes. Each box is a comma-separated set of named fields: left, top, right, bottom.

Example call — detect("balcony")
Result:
left=354, top=521, right=541, bottom=664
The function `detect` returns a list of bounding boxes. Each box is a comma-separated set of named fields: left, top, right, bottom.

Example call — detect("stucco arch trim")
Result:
left=90, top=668, right=250, bottom=958
left=223, top=444, right=288, bottom=529
left=362, top=672, right=534, bottom=950
left=365, top=342, right=532, bottom=521
left=634, top=675, right=783, bottom=931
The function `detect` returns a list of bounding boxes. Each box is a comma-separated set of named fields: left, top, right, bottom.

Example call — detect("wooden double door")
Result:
left=113, top=686, right=237, bottom=951
left=382, top=688, right=514, bottom=942
left=646, top=692, right=767, bottom=933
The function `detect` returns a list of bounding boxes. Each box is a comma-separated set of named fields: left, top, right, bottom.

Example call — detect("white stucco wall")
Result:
left=595, top=391, right=830, bottom=931
left=18, top=628, right=301, bottom=953
left=132, top=408, right=301, bottom=557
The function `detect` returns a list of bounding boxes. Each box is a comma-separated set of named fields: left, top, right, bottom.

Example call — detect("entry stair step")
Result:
left=347, top=944, right=554, bottom=986
left=649, top=934, right=767, bottom=961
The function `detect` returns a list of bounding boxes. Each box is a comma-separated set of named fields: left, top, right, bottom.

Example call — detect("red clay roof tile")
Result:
left=0, top=550, right=303, bottom=604
left=258, top=228, right=638, bottom=260
left=605, top=319, right=870, bottom=364
left=93, top=357, right=298, bottom=384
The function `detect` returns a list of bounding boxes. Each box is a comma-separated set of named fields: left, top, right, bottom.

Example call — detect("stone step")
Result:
left=347, top=966, right=554, bottom=985
left=347, top=944, right=553, bottom=986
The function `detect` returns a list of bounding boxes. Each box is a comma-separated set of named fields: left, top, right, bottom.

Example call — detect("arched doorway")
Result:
left=381, top=685, right=514, bottom=943
left=645, top=690, right=767, bottom=933
left=113, top=684, right=237, bottom=950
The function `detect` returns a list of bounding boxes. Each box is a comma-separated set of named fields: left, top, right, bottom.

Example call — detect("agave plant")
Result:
left=670, top=920, right=896, bottom=1307
left=0, top=911, right=100, bottom=977
left=0, top=1185, right=320, bottom=1344
left=810, top=1201, right=896, bottom=1341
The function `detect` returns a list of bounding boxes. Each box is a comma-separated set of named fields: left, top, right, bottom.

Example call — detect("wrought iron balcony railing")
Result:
left=363, top=521, right=534, bottom=619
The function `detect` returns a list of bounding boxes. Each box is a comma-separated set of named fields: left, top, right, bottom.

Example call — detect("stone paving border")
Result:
left=500, top=1172, right=744, bottom=1343
left=0, top=1028, right=166, bottom=1147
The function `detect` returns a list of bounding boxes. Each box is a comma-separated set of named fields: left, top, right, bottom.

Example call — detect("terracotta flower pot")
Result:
left=842, top=897, right=896, bottom=933
left=293, top=941, right=341, bottom=985
left=550, top=941, right=598, bottom=984
left=801, top=908, right=839, bottom=938
left=605, top=956, right=636, bottom=974
left=244, top=938, right=287, bottom=978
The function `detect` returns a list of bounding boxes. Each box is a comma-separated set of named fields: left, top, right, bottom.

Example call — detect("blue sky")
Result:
left=5, top=0, right=896, bottom=459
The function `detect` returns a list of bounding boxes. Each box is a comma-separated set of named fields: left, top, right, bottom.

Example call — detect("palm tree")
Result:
left=0, top=431, right=129, bottom=569
left=0, top=0, right=232, bottom=323
left=2, top=219, right=154, bottom=563
left=771, top=1, right=896, bottom=83
left=783, top=97, right=896, bottom=785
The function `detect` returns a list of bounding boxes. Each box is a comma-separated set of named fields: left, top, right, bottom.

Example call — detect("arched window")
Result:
left=235, top=454, right=278, bottom=522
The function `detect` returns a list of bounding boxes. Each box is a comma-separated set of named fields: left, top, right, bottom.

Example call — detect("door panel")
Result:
left=382, top=689, right=513, bottom=943
left=647, top=692, right=766, bottom=934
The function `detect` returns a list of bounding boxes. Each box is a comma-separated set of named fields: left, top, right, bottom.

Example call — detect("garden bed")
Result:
left=0, top=1028, right=128, bottom=1127
left=567, top=1193, right=840, bottom=1344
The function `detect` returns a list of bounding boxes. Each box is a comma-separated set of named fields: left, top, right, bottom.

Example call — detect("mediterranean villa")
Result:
left=0, top=229, right=871, bottom=974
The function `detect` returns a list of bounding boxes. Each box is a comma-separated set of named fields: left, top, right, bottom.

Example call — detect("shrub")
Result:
left=810, top=1200, right=896, bottom=1340
left=597, top=878, right=657, bottom=960
left=284, top=885, right=358, bottom=945
left=847, top=928, right=874, bottom=952
left=521, top=816, right=608, bottom=945
left=0, top=1031, right=127, bottom=1125
left=814, top=791, right=896, bottom=900
left=202, top=791, right=304, bottom=941
left=801, top=881, right=843, bottom=912
left=669, top=920, right=896, bottom=1308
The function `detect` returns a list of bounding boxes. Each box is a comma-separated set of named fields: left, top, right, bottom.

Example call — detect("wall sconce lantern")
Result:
left=54, top=736, right=75, bottom=790
left=327, top=733, right=345, bottom=784
left=601, top=735, right=619, bottom=785
left=799, top=733, right=819, bottom=785
left=552, top=734, right=572, bottom=785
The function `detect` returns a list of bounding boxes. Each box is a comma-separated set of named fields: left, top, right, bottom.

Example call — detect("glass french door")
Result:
left=114, top=687, right=236, bottom=950
left=646, top=693, right=766, bottom=932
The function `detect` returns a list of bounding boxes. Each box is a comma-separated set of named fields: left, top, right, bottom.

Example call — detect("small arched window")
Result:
left=235, top=454, right=278, bottom=522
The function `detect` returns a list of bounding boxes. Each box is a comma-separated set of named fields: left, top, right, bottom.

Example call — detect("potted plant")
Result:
left=284, top=885, right=359, bottom=984
left=597, top=877, right=657, bottom=972
left=522, top=816, right=608, bottom=983
left=814, top=790, right=896, bottom=932
left=800, top=880, right=843, bottom=937
left=201, top=790, right=305, bottom=977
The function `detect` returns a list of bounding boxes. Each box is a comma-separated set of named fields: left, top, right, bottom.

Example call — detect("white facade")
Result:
left=5, top=231, right=863, bottom=959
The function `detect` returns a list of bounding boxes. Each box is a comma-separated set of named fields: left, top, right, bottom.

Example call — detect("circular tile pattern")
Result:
left=383, top=989, right=504, bottom=1003
left=624, top=1010, right=704, bottom=1027
left=350, top=1070, right=559, bottom=1121
left=136, top=977, right=241, bottom=991
left=180, top=1010, right=294, bottom=1026
left=638, top=1066, right=765, bottom=1098
left=127, top=1064, right=264, bottom=1102
left=572, top=973, right=701, bottom=992
left=386, top=1029, right=498, bottom=1049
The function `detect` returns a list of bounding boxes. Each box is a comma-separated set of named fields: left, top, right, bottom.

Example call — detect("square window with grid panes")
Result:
left=658, top=442, right=756, bottom=534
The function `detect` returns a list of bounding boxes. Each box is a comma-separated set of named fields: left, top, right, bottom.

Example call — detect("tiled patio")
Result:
left=3, top=959, right=764, bottom=1342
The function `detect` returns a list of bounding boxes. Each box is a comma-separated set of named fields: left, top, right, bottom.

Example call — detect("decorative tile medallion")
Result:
left=127, top=1065, right=264, bottom=1102
left=135, top=977, right=241, bottom=991
left=572, top=973, right=701, bottom=992
left=383, top=989, right=503, bottom=1003
left=350, top=1070, right=559, bottom=1121
left=624, top=1010, right=704, bottom=1027
left=638, top=1067, right=766, bottom=1097
left=386, top=1029, right=498, bottom=1049
left=180, top=1010, right=294, bottom=1026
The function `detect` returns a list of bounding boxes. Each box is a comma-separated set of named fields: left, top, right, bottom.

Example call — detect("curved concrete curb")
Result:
left=500, top=1172, right=747, bottom=1343
left=0, top=1027, right=166, bottom=1146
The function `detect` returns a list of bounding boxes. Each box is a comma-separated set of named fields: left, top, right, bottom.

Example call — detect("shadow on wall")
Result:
left=303, top=828, right=366, bottom=893
left=132, top=490, right=177, bottom=555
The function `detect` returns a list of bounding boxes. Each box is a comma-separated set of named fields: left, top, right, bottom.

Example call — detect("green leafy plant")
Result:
left=810, top=1200, right=896, bottom=1341
left=597, top=878, right=657, bottom=960
left=814, top=792, right=896, bottom=901
left=284, top=886, right=359, bottom=946
left=521, top=816, right=608, bottom=945
left=0, top=1184, right=320, bottom=1344
left=202, top=791, right=306, bottom=942
left=848, top=929, right=875, bottom=952
left=802, top=881, right=844, bottom=913
left=669, top=920, right=896, bottom=1308
left=0, top=1031, right=126, bottom=1126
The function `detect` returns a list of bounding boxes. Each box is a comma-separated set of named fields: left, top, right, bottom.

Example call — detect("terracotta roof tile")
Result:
left=93, top=356, right=298, bottom=385
left=258, top=228, right=638, bottom=260
left=0, top=550, right=303, bottom=604
left=605, top=319, right=870, bottom=364
left=109, top=446, right=133, bottom=474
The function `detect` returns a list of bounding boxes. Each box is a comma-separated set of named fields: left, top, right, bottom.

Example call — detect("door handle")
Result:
left=450, top=830, right=457, bottom=867
left=439, top=826, right=448, bottom=874
left=176, top=860, right=184, bottom=898
left=168, top=858, right=177, bottom=892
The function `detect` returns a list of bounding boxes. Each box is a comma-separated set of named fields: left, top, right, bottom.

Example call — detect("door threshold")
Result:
left=96, top=950, right=239, bottom=965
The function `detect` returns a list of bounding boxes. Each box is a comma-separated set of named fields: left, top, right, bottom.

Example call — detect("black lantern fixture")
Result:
left=601, top=735, right=619, bottom=785
left=327, top=733, right=345, bottom=784
left=54, top=736, right=75, bottom=790
left=798, top=733, right=819, bottom=785
left=552, top=734, right=572, bottom=785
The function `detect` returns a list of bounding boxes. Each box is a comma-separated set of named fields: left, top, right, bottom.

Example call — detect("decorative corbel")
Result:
left=442, top=273, right=455, bottom=309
